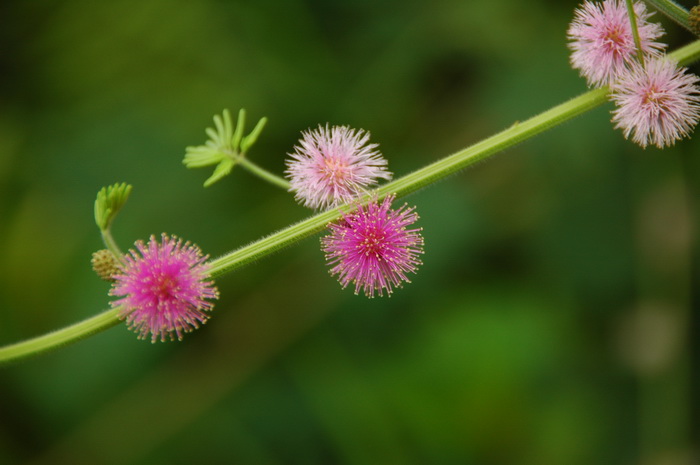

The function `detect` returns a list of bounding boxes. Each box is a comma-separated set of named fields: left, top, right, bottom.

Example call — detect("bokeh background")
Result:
left=1, top=0, right=699, bottom=463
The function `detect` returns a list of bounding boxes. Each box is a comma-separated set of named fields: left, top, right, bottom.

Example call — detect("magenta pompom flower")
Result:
left=567, top=0, right=665, bottom=87
left=110, top=234, right=219, bottom=342
left=610, top=58, right=700, bottom=148
left=286, top=125, right=393, bottom=210
left=321, top=195, right=424, bottom=298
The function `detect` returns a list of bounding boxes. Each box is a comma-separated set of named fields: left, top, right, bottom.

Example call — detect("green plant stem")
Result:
left=237, top=156, right=290, bottom=190
left=0, top=307, right=122, bottom=365
left=627, top=0, right=646, bottom=65
left=645, top=0, right=690, bottom=32
left=1, top=39, right=699, bottom=365
left=670, top=38, right=700, bottom=64
left=220, top=148, right=290, bottom=190
left=209, top=38, right=700, bottom=276
left=101, top=229, right=125, bottom=261
left=207, top=86, right=610, bottom=276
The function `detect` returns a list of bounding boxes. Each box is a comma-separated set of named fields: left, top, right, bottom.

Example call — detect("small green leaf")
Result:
left=183, top=146, right=226, bottom=168
left=232, top=109, right=245, bottom=150
left=184, top=109, right=268, bottom=187
left=203, top=158, right=236, bottom=187
left=240, top=117, right=268, bottom=153
left=94, top=183, right=132, bottom=231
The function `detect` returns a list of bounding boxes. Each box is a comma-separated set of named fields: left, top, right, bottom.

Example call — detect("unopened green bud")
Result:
left=91, top=249, right=120, bottom=282
left=690, top=5, right=700, bottom=36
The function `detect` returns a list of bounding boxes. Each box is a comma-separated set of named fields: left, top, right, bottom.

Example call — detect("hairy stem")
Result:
left=0, top=308, right=122, bottom=365
left=207, top=86, right=609, bottom=276
left=207, top=37, right=700, bottom=277
left=627, top=0, right=646, bottom=65
left=645, top=0, right=690, bottom=32
left=1, top=39, right=699, bottom=365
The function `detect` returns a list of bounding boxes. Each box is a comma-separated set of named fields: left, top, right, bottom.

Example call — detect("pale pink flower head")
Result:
left=610, top=58, right=700, bottom=148
left=285, top=125, right=393, bottom=210
left=567, top=0, right=665, bottom=87
left=110, top=234, right=219, bottom=342
left=321, top=195, right=424, bottom=298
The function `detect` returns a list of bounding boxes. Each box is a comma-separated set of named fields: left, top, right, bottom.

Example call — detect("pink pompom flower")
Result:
left=110, top=234, right=219, bottom=342
left=321, top=195, right=424, bottom=298
left=285, top=125, right=393, bottom=210
left=567, top=0, right=665, bottom=87
left=610, top=58, right=700, bottom=148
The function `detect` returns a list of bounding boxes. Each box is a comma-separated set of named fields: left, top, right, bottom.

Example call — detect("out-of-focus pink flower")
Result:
left=286, top=125, right=392, bottom=210
left=568, top=0, right=665, bottom=87
left=611, top=58, right=700, bottom=148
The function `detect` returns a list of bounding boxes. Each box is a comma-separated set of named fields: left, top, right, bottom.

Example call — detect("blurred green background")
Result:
left=1, top=0, right=699, bottom=463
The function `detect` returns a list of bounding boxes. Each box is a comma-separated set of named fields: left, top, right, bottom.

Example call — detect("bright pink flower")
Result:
left=285, top=125, right=392, bottom=210
left=110, top=234, right=219, bottom=342
left=611, top=58, right=700, bottom=148
left=567, top=0, right=665, bottom=87
left=321, top=195, right=424, bottom=298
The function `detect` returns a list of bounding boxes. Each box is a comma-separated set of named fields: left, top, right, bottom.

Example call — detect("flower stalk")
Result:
left=626, top=0, right=646, bottom=65
left=101, top=229, right=125, bottom=261
left=0, top=39, right=699, bottom=365
left=237, top=156, right=290, bottom=190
